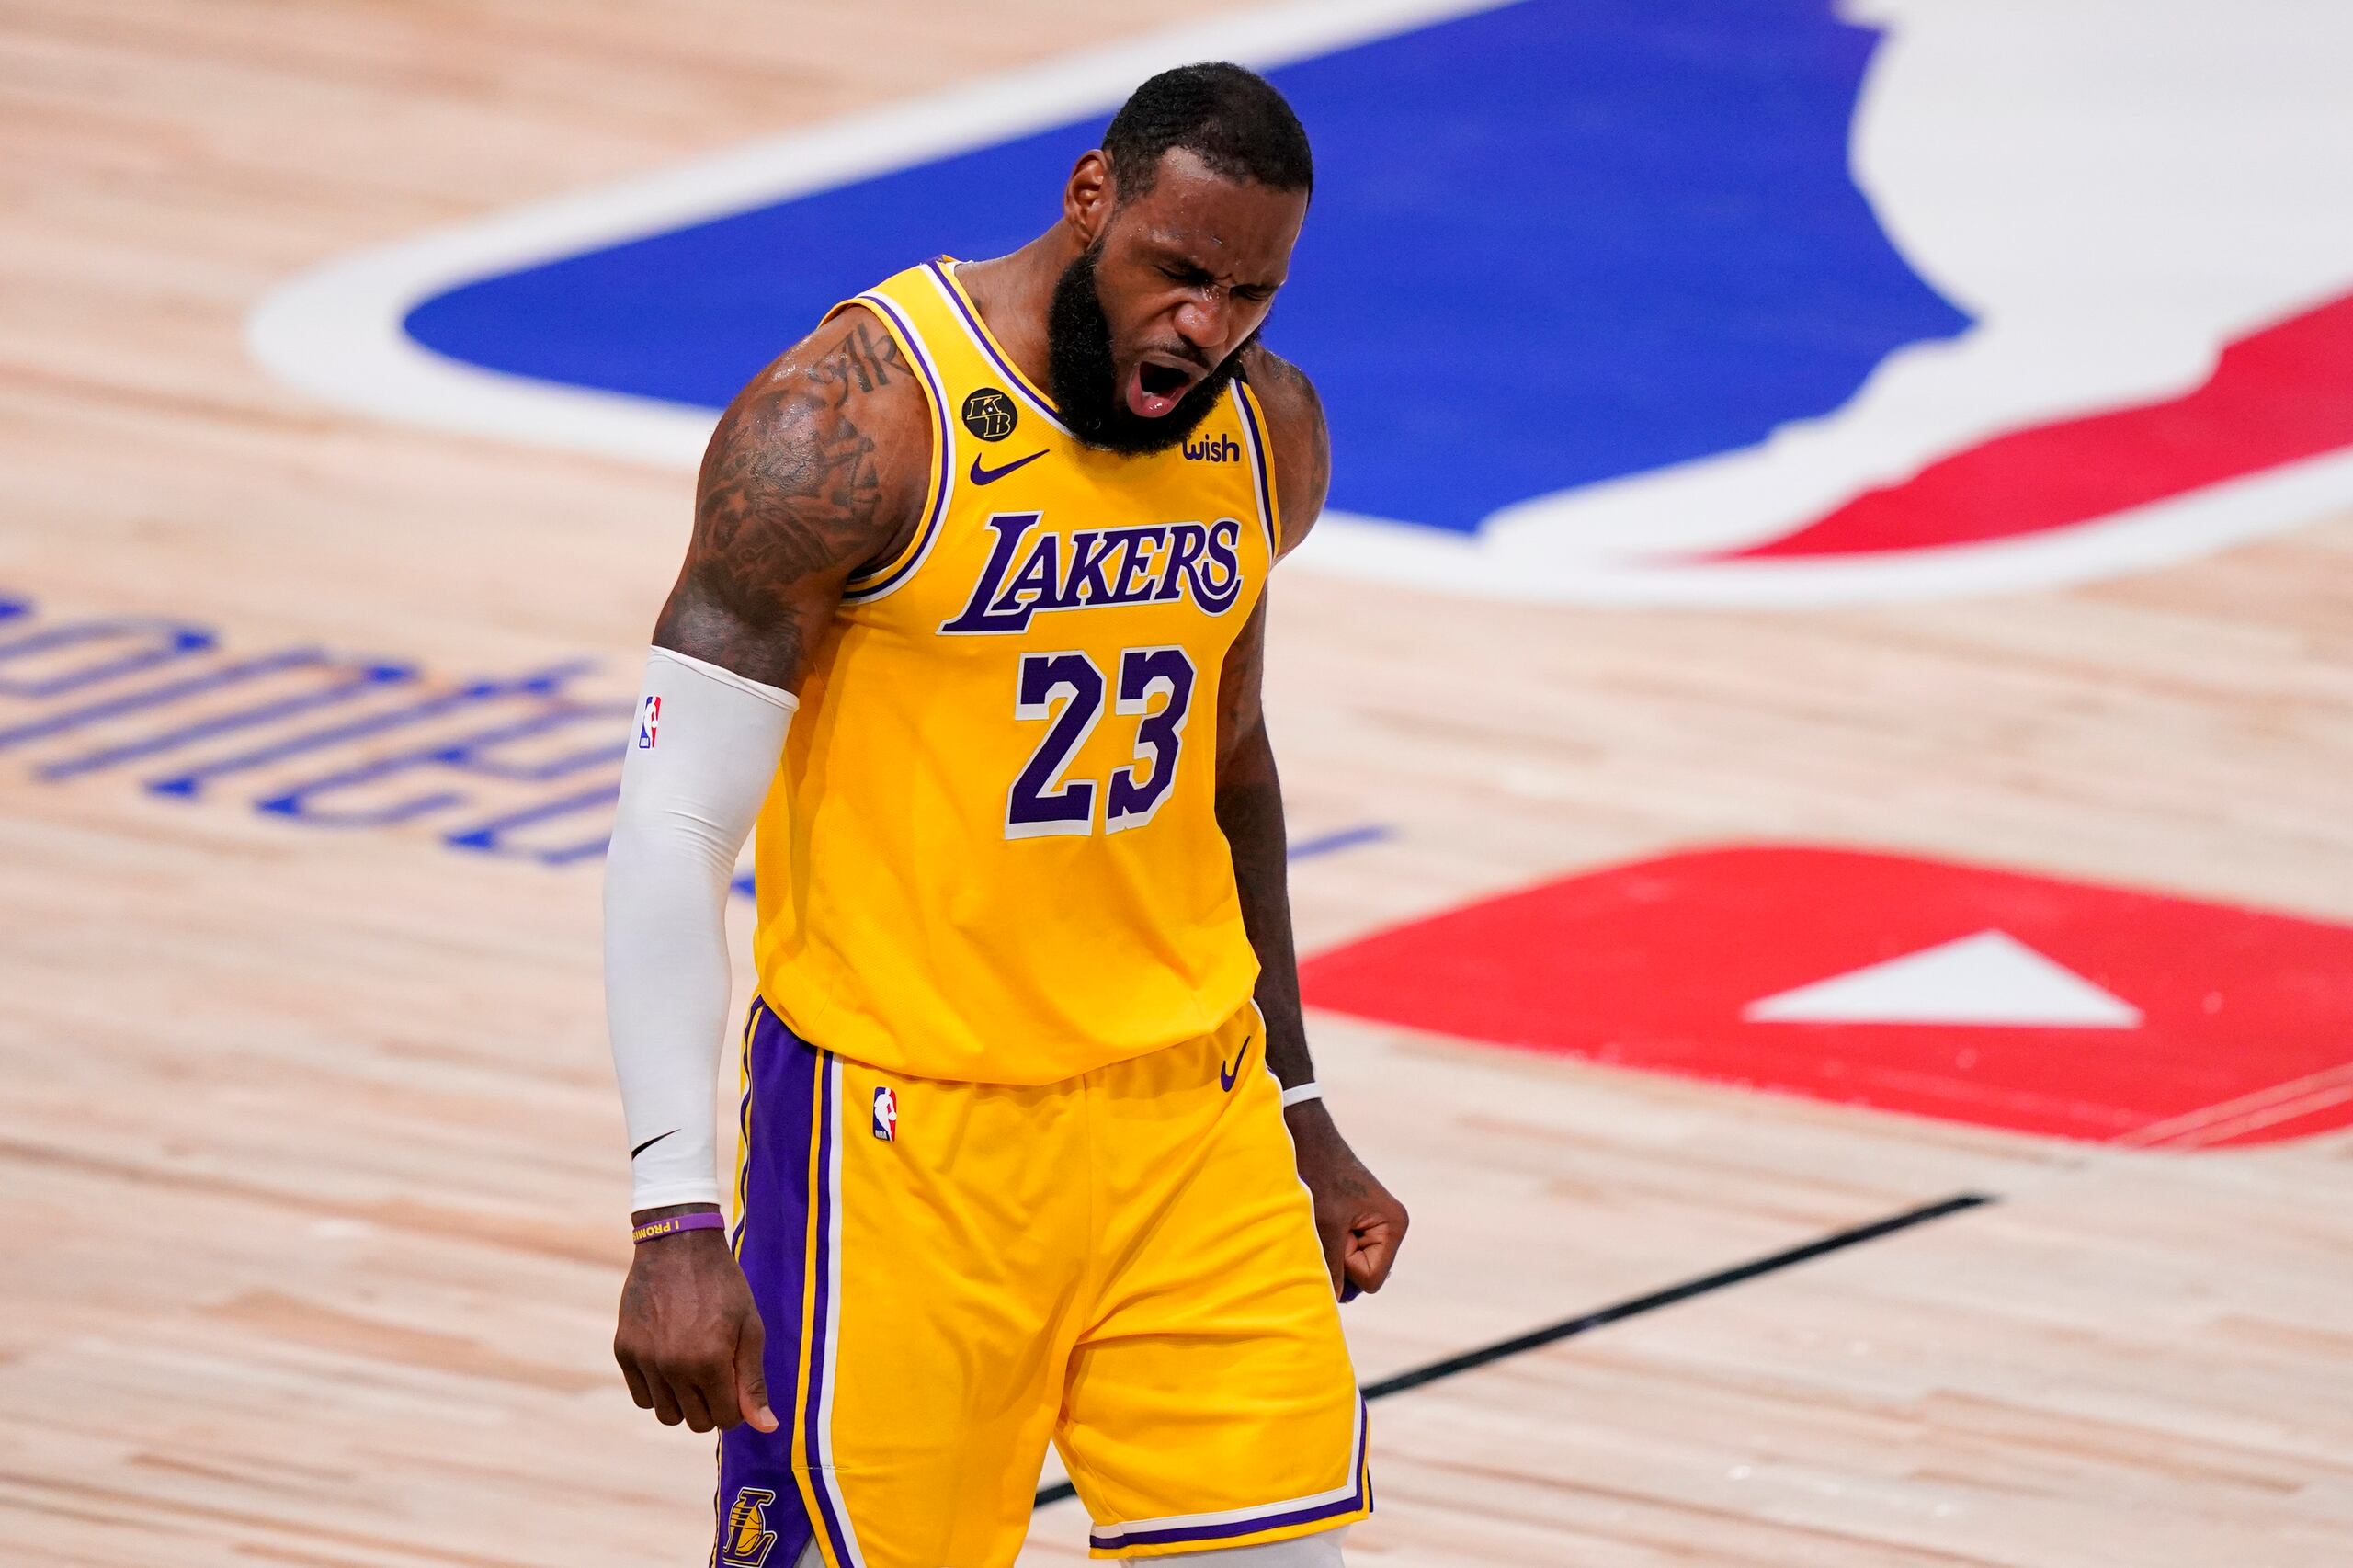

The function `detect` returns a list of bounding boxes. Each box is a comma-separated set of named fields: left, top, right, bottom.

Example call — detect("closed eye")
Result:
left=1157, top=261, right=1279, bottom=304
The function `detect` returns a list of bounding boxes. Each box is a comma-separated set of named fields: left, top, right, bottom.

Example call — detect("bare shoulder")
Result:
left=654, top=305, right=932, bottom=687
left=1239, top=343, right=1329, bottom=559
left=700, top=303, right=933, bottom=533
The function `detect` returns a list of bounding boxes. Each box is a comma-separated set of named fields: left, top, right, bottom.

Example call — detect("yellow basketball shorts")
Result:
left=712, top=998, right=1370, bottom=1567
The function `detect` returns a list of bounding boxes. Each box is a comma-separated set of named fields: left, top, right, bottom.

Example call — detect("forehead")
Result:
left=1113, top=148, right=1308, bottom=278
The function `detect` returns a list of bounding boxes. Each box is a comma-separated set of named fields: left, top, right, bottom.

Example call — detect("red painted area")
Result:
left=1298, top=846, right=2353, bottom=1147
left=1731, top=290, right=2353, bottom=556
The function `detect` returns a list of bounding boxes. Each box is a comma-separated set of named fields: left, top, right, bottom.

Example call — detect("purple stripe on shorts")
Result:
left=712, top=1003, right=822, bottom=1568
left=1087, top=1398, right=1371, bottom=1550
left=799, top=1047, right=858, bottom=1563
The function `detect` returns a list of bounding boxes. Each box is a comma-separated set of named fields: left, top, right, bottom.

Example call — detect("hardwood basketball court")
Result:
left=5, top=3, right=2352, bottom=1564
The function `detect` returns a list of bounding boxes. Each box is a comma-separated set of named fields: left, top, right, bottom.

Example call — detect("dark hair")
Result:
left=1101, top=62, right=1313, bottom=203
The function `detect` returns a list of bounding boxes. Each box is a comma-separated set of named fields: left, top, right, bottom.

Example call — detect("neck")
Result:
left=952, top=227, right=1081, bottom=396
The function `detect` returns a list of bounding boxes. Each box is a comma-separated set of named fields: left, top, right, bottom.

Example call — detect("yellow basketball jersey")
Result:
left=750, top=258, right=1281, bottom=1085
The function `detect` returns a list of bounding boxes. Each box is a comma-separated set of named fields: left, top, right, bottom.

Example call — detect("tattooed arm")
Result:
left=1221, top=347, right=1409, bottom=1299
left=611, top=308, right=929, bottom=1437
left=654, top=307, right=931, bottom=686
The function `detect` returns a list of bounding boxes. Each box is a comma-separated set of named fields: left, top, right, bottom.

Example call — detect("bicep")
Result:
left=652, top=312, right=926, bottom=690
left=653, top=404, right=863, bottom=692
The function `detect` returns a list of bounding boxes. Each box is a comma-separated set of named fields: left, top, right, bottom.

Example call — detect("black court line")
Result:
left=1033, top=1189, right=1993, bottom=1509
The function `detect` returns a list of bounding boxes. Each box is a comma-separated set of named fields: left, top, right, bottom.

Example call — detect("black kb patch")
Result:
left=961, top=388, right=1018, bottom=442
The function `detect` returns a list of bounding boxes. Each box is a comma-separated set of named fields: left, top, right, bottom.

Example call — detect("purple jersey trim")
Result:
left=1232, top=380, right=1279, bottom=560
left=923, top=259, right=1077, bottom=439
left=842, top=290, right=954, bottom=604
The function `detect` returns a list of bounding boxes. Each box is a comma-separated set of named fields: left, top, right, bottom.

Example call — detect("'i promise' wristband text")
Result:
left=632, top=1212, right=726, bottom=1244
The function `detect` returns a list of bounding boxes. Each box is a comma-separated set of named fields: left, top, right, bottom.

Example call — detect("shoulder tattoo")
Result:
left=654, top=312, right=921, bottom=680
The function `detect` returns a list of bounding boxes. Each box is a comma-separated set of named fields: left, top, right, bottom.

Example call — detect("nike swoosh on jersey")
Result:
left=970, top=449, right=1046, bottom=485
left=630, top=1129, right=678, bottom=1158
left=1219, top=1035, right=1255, bottom=1092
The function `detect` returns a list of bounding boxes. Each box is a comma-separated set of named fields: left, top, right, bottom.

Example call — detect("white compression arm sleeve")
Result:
left=604, top=646, right=796, bottom=1210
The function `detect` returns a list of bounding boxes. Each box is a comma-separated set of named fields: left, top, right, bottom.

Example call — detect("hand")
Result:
left=613, top=1207, right=778, bottom=1435
left=1286, top=1101, right=1410, bottom=1300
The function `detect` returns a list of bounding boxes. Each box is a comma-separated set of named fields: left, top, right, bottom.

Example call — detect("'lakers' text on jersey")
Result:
left=750, top=259, right=1282, bottom=1084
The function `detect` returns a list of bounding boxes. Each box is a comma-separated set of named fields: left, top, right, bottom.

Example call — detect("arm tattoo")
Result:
left=651, top=312, right=919, bottom=688
left=811, top=318, right=906, bottom=399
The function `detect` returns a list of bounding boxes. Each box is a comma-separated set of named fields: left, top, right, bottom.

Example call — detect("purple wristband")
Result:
left=631, top=1211, right=726, bottom=1244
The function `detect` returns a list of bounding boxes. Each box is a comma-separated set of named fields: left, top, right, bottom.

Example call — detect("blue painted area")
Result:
left=404, top=0, right=1966, bottom=533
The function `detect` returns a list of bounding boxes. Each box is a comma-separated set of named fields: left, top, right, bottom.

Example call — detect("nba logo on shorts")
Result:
left=871, top=1085, right=897, bottom=1142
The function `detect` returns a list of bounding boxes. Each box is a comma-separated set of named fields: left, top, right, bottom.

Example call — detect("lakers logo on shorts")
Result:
left=961, top=386, right=1017, bottom=441
left=721, top=1486, right=780, bottom=1567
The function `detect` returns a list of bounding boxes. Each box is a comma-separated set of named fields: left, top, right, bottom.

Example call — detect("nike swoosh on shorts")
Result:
left=1219, top=1036, right=1255, bottom=1091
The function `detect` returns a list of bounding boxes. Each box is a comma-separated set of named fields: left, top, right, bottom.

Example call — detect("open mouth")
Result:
left=1126, top=357, right=1199, bottom=419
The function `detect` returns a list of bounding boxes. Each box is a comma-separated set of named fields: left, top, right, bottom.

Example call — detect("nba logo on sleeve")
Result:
left=635, top=694, right=659, bottom=748
left=871, top=1085, right=898, bottom=1142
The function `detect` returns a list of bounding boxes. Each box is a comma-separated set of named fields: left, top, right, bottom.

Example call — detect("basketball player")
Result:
left=602, top=63, right=1406, bottom=1567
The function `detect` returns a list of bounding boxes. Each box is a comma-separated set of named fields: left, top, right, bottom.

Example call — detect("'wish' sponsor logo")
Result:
left=1183, top=432, right=1242, bottom=463
left=939, top=513, right=1245, bottom=634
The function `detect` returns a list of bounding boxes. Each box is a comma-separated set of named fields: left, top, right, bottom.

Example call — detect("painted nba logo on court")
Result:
left=871, top=1085, right=897, bottom=1142
left=635, top=694, right=659, bottom=748
left=247, top=1, right=2353, bottom=605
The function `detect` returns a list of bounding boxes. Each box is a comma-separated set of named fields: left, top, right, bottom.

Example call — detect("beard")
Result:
left=1045, top=242, right=1253, bottom=456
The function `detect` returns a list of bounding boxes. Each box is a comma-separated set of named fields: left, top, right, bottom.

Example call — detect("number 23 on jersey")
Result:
left=1006, top=645, right=1196, bottom=838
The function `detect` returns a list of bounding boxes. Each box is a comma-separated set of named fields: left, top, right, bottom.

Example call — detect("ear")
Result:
left=1064, top=150, right=1115, bottom=246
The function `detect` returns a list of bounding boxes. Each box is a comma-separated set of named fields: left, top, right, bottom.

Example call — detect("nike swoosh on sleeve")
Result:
left=630, top=1129, right=678, bottom=1158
